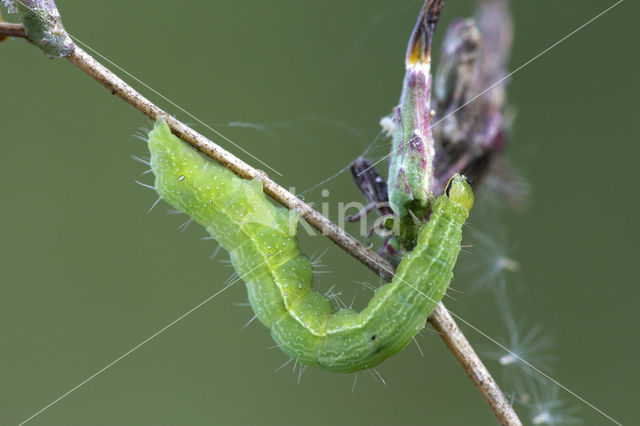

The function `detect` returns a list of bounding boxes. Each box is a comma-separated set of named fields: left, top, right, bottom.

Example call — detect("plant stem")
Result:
left=0, top=21, right=26, bottom=37
left=0, top=21, right=522, bottom=426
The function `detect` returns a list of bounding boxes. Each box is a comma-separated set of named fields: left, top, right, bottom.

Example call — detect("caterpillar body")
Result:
left=146, top=118, right=473, bottom=373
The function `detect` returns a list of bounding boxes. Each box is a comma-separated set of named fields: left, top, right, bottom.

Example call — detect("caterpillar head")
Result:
left=445, top=174, right=474, bottom=212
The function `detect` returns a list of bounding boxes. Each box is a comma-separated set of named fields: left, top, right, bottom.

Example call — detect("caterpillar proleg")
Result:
left=146, top=118, right=473, bottom=373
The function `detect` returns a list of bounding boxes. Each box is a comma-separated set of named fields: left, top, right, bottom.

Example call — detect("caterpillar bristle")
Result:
left=458, top=245, right=474, bottom=256
left=132, top=134, right=149, bottom=143
left=147, top=196, right=163, bottom=213
left=209, top=244, right=223, bottom=261
left=130, top=154, right=150, bottom=165
left=325, top=285, right=348, bottom=310
left=419, top=327, right=440, bottom=338
left=369, top=368, right=387, bottom=386
left=309, top=249, right=328, bottom=266
left=412, top=336, right=425, bottom=358
left=348, top=293, right=358, bottom=309
left=242, top=314, right=258, bottom=330
left=177, top=218, right=194, bottom=233
left=443, top=292, right=460, bottom=303
left=310, top=250, right=332, bottom=275
left=446, top=284, right=464, bottom=295
left=135, top=126, right=151, bottom=137
left=353, top=280, right=377, bottom=292
left=275, top=358, right=294, bottom=372
left=297, top=364, right=307, bottom=384
left=135, top=180, right=155, bottom=190
left=223, top=272, right=239, bottom=285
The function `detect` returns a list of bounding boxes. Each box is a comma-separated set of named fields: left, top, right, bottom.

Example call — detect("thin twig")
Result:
left=0, top=22, right=26, bottom=38
left=0, top=22, right=521, bottom=426
left=430, top=304, right=521, bottom=425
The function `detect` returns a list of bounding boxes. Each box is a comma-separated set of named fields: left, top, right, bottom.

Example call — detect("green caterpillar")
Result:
left=146, top=118, right=473, bottom=373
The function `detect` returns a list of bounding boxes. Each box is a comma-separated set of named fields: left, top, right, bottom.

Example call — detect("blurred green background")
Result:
left=1, top=1, right=637, bottom=425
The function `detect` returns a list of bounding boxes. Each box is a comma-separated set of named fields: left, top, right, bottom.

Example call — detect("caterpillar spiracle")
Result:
left=146, top=118, right=473, bottom=373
